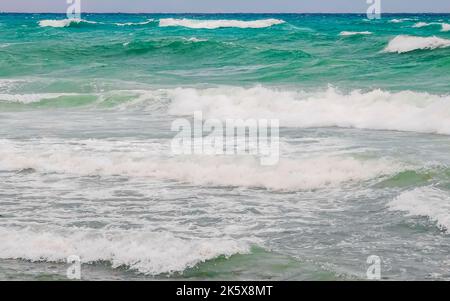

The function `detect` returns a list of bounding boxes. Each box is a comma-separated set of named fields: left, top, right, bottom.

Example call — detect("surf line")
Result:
left=176, top=285, right=210, bottom=299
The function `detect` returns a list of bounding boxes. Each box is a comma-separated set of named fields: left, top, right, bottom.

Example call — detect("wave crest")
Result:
left=389, top=187, right=450, bottom=231
left=0, top=227, right=250, bottom=275
left=0, top=138, right=401, bottom=191
left=167, top=86, right=450, bottom=135
left=384, top=35, right=450, bottom=53
left=38, top=18, right=98, bottom=28
left=158, top=18, right=285, bottom=29
left=339, top=31, right=372, bottom=36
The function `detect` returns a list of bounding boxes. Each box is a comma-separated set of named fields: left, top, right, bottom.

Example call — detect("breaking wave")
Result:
left=166, top=86, right=450, bottom=135
left=389, top=187, right=450, bottom=231
left=158, top=18, right=285, bottom=29
left=38, top=18, right=98, bottom=28
left=339, top=31, right=372, bottom=36
left=384, top=35, right=450, bottom=53
left=0, top=138, right=402, bottom=191
left=0, top=227, right=250, bottom=275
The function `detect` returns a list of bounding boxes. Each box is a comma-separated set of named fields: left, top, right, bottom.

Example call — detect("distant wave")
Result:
left=412, top=22, right=436, bottom=28
left=389, top=187, right=450, bottom=232
left=339, top=31, right=372, bottom=36
left=0, top=227, right=250, bottom=275
left=38, top=18, right=98, bottom=28
left=158, top=18, right=285, bottom=29
left=389, top=18, right=415, bottom=23
left=115, top=19, right=155, bottom=26
left=384, top=35, right=450, bottom=53
left=412, top=22, right=450, bottom=32
left=38, top=18, right=156, bottom=28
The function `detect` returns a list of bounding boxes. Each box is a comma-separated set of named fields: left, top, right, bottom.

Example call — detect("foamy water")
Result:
left=1, top=13, right=450, bottom=280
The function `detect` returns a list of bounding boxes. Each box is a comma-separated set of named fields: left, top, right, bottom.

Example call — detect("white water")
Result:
left=384, top=35, right=450, bottom=53
left=0, top=227, right=250, bottom=275
left=158, top=18, right=285, bottom=29
left=166, top=86, right=450, bottom=135
left=38, top=19, right=98, bottom=28
left=339, top=31, right=372, bottom=36
left=389, top=187, right=450, bottom=231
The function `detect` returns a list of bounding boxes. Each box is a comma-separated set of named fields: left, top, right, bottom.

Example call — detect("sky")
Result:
left=0, top=0, right=449, bottom=13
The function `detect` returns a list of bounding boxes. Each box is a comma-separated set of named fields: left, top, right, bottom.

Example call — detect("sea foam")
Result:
left=389, top=187, right=450, bottom=231
left=115, top=19, right=155, bottom=26
left=38, top=18, right=98, bottom=28
left=442, top=23, right=450, bottom=32
left=0, top=227, right=250, bottom=275
left=339, top=31, right=372, bottom=36
left=0, top=138, right=401, bottom=191
left=384, top=35, right=450, bottom=53
left=158, top=18, right=285, bottom=29
left=166, top=86, right=450, bottom=135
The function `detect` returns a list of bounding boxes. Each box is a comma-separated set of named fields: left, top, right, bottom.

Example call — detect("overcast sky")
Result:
left=1, top=0, right=449, bottom=13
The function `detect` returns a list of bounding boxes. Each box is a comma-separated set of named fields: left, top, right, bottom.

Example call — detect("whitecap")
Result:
left=339, top=31, right=372, bottom=36
left=384, top=35, right=450, bottom=53
left=38, top=18, right=98, bottom=28
left=158, top=18, right=284, bottom=29
left=389, top=187, right=450, bottom=231
left=0, top=227, right=250, bottom=275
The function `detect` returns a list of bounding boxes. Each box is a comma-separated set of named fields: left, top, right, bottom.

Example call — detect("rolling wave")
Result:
left=0, top=138, right=402, bottom=191
left=389, top=187, right=450, bottom=231
left=0, top=227, right=250, bottom=275
left=166, top=86, right=450, bottom=135
left=384, top=35, right=450, bottom=53
left=4, top=85, right=450, bottom=136
left=158, top=18, right=285, bottom=29
left=412, top=22, right=450, bottom=32
left=339, top=31, right=372, bottom=36
left=115, top=19, right=155, bottom=26
left=38, top=18, right=98, bottom=28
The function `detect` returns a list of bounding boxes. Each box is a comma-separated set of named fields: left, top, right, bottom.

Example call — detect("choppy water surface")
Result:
left=0, top=14, right=449, bottom=280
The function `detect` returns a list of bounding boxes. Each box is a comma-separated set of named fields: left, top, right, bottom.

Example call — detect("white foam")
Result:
left=442, top=23, right=450, bottom=32
left=183, top=37, right=208, bottom=43
left=115, top=19, right=154, bottom=26
left=38, top=18, right=97, bottom=28
left=0, top=93, right=78, bottom=104
left=166, top=86, right=450, bottom=135
left=0, top=227, right=250, bottom=275
left=412, top=22, right=434, bottom=28
left=389, top=187, right=450, bottom=231
left=339, top=31, right=372, bottom=36
left=384, top=35, right=450, bottom=53
left=158, top=18, right=284, bottom=29
left=0, top=139, right=400, bottom=191
left=389, top=18, right=414, bottom=23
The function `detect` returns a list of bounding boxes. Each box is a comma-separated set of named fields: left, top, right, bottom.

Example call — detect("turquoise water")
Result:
left=2, top=14, right=450, bottom=91
left=0, top=14, right=450, bottom=280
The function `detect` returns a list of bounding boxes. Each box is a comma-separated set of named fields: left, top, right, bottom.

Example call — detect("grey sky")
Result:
left=1, top=0, right=449, bottom=13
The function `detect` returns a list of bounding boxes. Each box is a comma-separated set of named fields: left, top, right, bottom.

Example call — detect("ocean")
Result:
left=0, top=13, right=449, bottom=280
